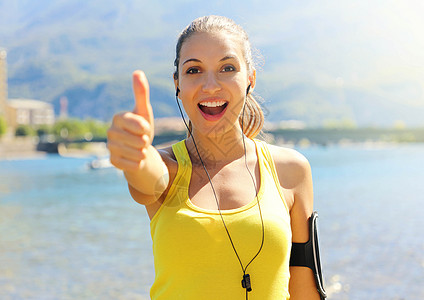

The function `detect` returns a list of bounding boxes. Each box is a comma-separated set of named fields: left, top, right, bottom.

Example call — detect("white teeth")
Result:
left=199, top=101, right=226, bottom=107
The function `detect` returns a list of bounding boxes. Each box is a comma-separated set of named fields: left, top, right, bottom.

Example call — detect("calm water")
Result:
left=1, top=143, right=423, bottom=299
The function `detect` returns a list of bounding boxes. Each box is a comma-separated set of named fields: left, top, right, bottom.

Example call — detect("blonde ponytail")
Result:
left=239, top=94, right=264, bottom=139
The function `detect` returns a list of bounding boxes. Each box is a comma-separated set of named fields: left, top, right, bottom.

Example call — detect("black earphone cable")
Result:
left=239, top=93, right=265, bottom=300
left=240, top=92, right=265, bottom=271
left=175, top=87, right=265, bottom=299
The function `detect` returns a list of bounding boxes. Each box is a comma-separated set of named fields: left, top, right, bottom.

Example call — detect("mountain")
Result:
left=1, top=0, right=423, bottom=126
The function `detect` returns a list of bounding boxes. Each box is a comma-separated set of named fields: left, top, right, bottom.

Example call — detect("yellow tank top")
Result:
left=150, top=139, right=292, bottom=299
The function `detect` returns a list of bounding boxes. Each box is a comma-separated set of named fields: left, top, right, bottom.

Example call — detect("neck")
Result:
left=186, top=125, right=249, bottom=166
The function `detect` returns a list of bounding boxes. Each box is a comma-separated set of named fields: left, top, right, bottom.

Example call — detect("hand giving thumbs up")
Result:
left=107, top=71, right=155, bottom=171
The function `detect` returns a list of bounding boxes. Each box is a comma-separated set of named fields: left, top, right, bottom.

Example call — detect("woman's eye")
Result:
left=186, top=68, right=200, bottom=74
left=222, top=65, right=235, bottom=72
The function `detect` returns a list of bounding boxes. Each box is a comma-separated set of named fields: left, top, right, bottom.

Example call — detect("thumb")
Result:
left=132, top=70, right=153, bottom=126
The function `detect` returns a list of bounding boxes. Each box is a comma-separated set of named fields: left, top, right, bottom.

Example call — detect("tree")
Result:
left=15, top=124, right=34, bottom=137
left=0, top=116, right=7, bottom=137
left=85, top=119, right=109, bottom=138
left=36, top=124, right=53, bottom=137
left=52, top=118, right=88, bottom=140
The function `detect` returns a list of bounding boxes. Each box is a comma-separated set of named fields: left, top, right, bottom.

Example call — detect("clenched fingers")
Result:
left=109, top=154, right=147, bottom=172
left=107, top=126, right=150, bottom=149
left=107, top=112, right=153, bottom=171
left=112, top=112, right=152, bottom=138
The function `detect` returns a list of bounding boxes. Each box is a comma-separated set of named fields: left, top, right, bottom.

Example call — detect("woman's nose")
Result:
left=202, top=72, right=221, bottom=94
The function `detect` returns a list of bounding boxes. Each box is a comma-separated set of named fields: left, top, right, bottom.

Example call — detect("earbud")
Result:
left=246, top=83, right=251, bottom=96
left=176, top=87, right=180, bottom=97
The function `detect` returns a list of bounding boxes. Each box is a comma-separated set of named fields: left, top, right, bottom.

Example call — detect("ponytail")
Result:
left=239, top=94, right=264, bottom=139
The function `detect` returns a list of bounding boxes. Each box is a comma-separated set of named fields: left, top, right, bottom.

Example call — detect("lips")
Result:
left=197, top=100, right=228, bottom=121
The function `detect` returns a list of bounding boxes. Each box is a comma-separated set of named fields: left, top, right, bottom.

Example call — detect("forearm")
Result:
left=289, top=267, right=321, bottom=299
left=124, top=145, right=169, bottom=197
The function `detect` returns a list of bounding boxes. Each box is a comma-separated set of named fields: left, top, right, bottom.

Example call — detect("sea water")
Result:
left=1, top=143, right=423, bottom=299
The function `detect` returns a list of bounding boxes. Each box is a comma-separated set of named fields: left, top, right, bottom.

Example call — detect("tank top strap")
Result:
left=158, top=140, right=192, bottom=208
left=172, top=140, right=192, bottom=169
left=253, top=139, right=290, bottom=214
left=170, top=139, right=192, bottom=187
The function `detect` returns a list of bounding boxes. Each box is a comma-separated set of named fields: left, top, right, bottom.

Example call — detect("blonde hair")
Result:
left=173, top=15, right=264, bottom=138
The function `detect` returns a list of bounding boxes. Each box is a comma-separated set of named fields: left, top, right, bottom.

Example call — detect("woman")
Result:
left=108, top=15, right=320, bottom=299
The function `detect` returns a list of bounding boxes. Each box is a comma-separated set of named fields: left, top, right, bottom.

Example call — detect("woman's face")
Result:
left=175, top=31, right=255, bottom=136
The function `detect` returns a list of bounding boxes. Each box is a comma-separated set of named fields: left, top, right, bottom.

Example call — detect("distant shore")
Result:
left=0, top=137, right=108, bottom=160
left=2, top=127, right=424, bottom=160
left=0, top=136, right=45, bottom=160
left=268, top=127, right=424, bottom=143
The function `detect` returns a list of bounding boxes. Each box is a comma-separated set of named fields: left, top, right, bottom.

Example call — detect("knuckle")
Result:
left=106, top=141, right=118, bottom=152
left=112, top=112, right=125, bottom=124
left=138, top=135, right=148, bottom=148
left=122, top=111, right=133, bottom=119
left=107, top=135, right=121, bottom=151
left=138, top=150, right=147, bottom=160
left=133, top=119, right=148, bottom=133
left=109, top=156, right=121, bottom=168
left=106, top=128, right=116, bottom=139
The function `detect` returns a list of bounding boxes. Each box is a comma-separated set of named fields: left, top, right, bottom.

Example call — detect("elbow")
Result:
left=128, top=183, right=161, bottom=206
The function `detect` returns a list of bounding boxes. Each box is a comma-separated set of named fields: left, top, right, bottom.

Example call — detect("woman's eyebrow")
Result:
left=182, top=58, right=201, bottom=65
left=182, top=55, right=238, bottom=65
left=220, top=55, right=237, bottom=62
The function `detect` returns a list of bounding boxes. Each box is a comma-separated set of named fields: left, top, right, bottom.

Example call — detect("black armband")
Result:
left=290, top=211, right=327, bottom=299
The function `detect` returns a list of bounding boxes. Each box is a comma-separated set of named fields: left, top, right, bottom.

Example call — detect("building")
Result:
left=0, top=49, right=55, bottom=132
left=0, top=48, right=7, bottom=122
left=7, top=99, right=55, bottom=128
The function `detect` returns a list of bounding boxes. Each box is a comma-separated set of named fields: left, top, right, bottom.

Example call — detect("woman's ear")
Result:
left=248, top=69, right=256, bottom=93
left=174, top=77, right=179, bottom=98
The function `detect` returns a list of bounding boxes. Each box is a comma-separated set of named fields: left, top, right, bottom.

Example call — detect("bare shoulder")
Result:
left=267, top=143, right=312, bottom=190
left=141, top=144, right=179, bottom=219
left=157, top=144, right=176, bottom=164
left=157, top=144, right=178, bottom=178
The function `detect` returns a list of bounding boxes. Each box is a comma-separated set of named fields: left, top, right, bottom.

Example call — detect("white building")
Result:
left=0, top=49, right=7, bottom=121
left=7, top=99, right=55, bottom=127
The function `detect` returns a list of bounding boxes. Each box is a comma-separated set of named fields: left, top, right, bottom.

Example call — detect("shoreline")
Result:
left=2, top=127, right=424, bottom=161
left=2, top=140, right=423, bottom=162
left=0, top=137, right=109, bottom=161
left=0, top=151, right=47, bottom=161
left=0, top=136, right=42, bottom=161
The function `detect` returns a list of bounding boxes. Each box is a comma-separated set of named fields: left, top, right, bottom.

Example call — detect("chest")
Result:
left=188, top=161, right=260, bottom=210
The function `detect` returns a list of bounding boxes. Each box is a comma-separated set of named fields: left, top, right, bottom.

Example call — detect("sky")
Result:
left=1, top=0, right=423, bottom=125
left=238, top=1, right=424, bottom=93
left=2, top=0, right=423, bottom=91
left=150, top=0, right=424, bottom=107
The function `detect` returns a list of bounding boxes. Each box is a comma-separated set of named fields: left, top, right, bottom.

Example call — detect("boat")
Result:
left=88, top=157, right=113, bottom=169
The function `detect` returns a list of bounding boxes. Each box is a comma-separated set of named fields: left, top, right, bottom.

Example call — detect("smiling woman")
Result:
left=107, top=15, right=322, bottom=300
left=173, top=18, right=264, bottom=139
left=174, top=30, right=255, bottom=136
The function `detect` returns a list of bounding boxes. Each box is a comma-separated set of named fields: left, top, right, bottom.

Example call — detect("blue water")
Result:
left=1, top=144, right=423, bottom=299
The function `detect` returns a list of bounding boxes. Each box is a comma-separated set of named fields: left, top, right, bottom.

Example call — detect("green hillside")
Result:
left=1, top=0, right=423, bottom=126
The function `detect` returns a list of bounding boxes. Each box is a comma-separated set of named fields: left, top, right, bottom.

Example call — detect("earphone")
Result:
left=175, top=83, right=264, bottom=300
left=246, top=83, right=251, bottom=96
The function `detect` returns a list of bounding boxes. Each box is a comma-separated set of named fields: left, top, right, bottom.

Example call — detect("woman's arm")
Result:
left=270, top=146, right=321, bottom=299
left=288, top=155, right=320, bottom=299
left=107, top=71, right=169, bottom=206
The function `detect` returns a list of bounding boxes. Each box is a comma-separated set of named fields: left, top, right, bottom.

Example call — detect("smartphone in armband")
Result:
left=290, top=211, right=327, bottom=299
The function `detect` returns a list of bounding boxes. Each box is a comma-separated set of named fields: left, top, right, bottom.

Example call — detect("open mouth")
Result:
left=198, top=101, right=228, bottom=116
